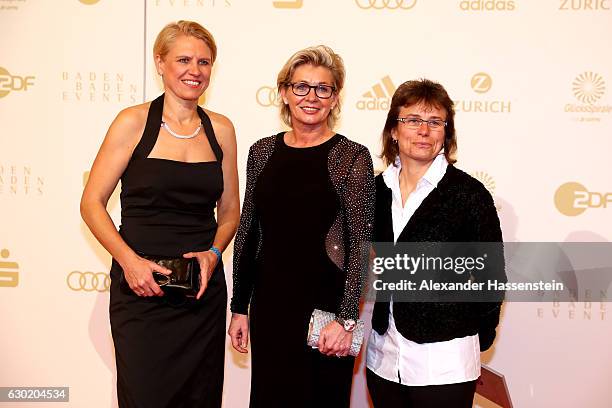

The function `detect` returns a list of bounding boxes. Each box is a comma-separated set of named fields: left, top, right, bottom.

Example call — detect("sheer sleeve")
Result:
left=335, top=147, right=375, bottom=321
left=230, top=144, right=259, bottom=315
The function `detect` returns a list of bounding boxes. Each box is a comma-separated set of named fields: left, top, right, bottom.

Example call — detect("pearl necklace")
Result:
left=161, top=121, right=202, bottom=139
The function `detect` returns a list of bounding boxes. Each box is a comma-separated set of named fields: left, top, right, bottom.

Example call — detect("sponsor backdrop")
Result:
left=1, top=0, right=611, bottom=407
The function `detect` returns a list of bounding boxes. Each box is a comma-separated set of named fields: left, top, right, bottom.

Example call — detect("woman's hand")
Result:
left=183, top=250, right=219, bottom=300
left=121, top=255, right=172, bottom=297
left=318, top=320, right=353, bottom=357
left=228, top=313, right=249, bottom=353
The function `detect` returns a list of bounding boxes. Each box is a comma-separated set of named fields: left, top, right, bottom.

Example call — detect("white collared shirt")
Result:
left=366, top=154, right=481, bottom=386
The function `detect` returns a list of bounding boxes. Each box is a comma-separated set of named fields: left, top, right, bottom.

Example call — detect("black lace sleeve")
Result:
left=336, top=147, right=375, bottom=321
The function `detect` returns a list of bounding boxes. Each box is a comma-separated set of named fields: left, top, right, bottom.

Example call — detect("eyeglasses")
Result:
left=288, top=82, right=336, bottom=99
left=397, top=117, right=447, bottom=130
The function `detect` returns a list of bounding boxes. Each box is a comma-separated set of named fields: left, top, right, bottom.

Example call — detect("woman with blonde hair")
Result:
left=228, top=45, right=374, bottom=407
left=81, top=21, right=239, bottom=407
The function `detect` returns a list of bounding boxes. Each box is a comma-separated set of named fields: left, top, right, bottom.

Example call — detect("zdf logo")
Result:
left=256, top=86, right=281, bottom=107
left=67, top=271, right=110, bottom=292
left=471, top=72, right=492, bottom=94
left=355, top=0, right=417, bottom=9
left=554, top=182, right=612, bottom=216
left=0, top=67, right=35, bottom=99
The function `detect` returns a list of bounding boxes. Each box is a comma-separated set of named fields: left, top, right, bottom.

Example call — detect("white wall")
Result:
left=1, top=1, right=611, bottom=407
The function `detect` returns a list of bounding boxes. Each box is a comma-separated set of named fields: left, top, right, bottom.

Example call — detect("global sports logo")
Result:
left=355, top=0, right=417, bottom=9
left=0, top=248, right=19, bottom=288
left=356, top=75, right=397, bottom=111
left=554, top=182, right=612, bottom=216
left=455, top=72, right=511, bottom=114
left=0, top=67, right=35, bottom=99
left=564, top=72, right=612, bottom=122
left=256, top=86, right=280, bottom=107
left=573, top=72, right=605, bottom=104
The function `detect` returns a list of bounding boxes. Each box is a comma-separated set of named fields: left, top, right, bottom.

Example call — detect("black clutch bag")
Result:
left=141, top=255, right=201, bottom=298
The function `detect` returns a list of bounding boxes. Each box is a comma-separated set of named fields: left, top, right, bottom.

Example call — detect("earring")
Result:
left=392, top=138, right=398, bottom=144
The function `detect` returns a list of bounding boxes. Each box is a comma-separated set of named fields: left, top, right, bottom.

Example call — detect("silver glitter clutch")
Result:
left=306, top=309, right=365, bottom=357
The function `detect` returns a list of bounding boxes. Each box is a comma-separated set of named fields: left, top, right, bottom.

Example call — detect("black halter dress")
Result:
left=109, top=94, right=227, bottom=408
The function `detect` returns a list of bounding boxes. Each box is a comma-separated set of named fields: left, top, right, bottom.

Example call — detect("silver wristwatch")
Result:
left=336, top=316, right=357, bottom=332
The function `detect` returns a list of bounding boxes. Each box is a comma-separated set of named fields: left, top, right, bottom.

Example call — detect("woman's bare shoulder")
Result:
left=203, top=108, right=236, bottom=144
left=105, top=102, right=151, bottom=148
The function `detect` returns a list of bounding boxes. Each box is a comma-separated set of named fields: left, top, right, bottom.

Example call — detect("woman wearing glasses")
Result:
left=366, top=79, right=504, bottom=407
left=228, top=45, right=374, bottom=407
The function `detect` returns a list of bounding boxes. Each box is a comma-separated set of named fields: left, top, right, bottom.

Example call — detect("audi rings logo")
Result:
left=67, top=271, right=110, bottom=292
left=355, top=0, right=417, bottom=9
left=256, top=86, right=281, bottom=107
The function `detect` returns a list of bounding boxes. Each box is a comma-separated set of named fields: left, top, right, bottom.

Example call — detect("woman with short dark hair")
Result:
left=366, top=78, right=504, bottom=408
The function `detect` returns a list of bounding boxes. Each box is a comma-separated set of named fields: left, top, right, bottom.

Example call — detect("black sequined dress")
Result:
left=231, top=132, right=375, bottom=407
left=109, top=94, right=226, bottom=408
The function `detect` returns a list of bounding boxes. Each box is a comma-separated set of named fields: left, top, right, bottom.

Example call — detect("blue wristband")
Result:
left=209, top=246, right=222, bottom=260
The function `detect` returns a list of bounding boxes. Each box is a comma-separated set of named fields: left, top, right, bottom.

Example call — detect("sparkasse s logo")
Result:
left=573, top=72, right=605, bottom=104
left=0, top=248, right=19, bottom=288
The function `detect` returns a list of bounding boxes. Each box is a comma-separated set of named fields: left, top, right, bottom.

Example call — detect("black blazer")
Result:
left=371, top=165, right=505, bottom=351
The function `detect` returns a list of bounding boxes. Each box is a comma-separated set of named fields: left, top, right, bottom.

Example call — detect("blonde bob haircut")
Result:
left=276, top=45, right=345, bottom=130
left=153, top=20, right=217, bottom=63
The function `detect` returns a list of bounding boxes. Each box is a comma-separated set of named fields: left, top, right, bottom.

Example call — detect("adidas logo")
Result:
left=356, top=75, right=397, bottom=110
